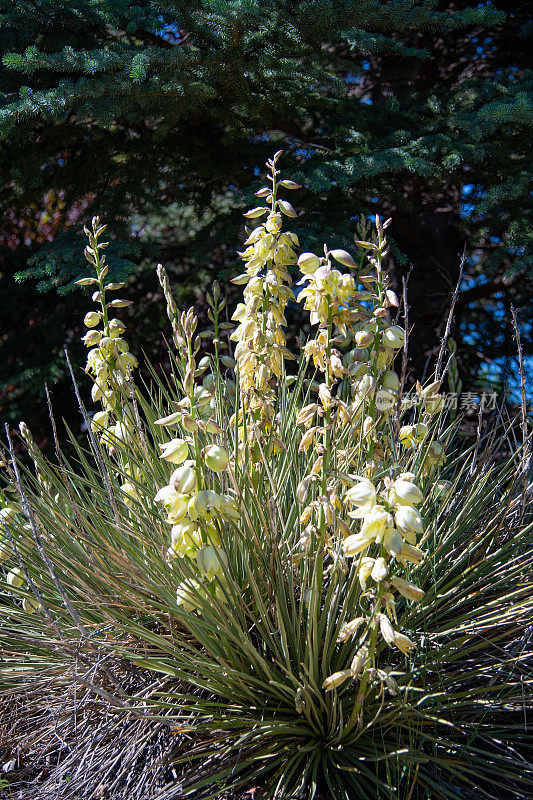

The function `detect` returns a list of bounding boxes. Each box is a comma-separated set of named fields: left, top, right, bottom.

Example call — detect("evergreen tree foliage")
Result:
left=0, top=0, right=531, bottom=432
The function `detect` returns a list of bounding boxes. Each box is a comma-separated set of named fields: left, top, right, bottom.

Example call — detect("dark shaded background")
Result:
left=1, top=0, right=531, bottom=443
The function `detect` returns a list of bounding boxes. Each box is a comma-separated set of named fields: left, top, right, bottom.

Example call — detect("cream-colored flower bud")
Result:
left=204, top=444, right=229, bottom=472
left=322, top=670, right=352, bottom=692
left=154, top=411, right=183, bottom=427
left=266, top=213, right=282, bottom=233
left=420, top=380, right=441, bottom=397
left=383, top=528, right=404, bottom=558
left=379, top=613, right=396, bottom=646
left=7, top=567, right=24, bottom=587
left=108, top=318, right=126, bottom=337
left=399, top=423, right=428, bottom=448
left=171, top=520, right=201, bottom=553
left=203, top=418, right=223, bottom=434
left=82, top=330, right=102, bottom=347
left=395, top=505, right=423, bottom=534
left=183, top=368, right=194, bottom=394
left=345, top=477, right=376, bottom=507
left=84, top=311, right=101, bottom=328
left=90, top=411, right=109, bottom=432
left=398, top=543, right=425, bottom=565
left=243, top=206, right=268, bottom=218
left=350, top=644, right=370, bottom=677
left=434, top=480, right=453, bottom=498
left=188, top=489, right=222, bottom=521
left=296, top=476, right=312, bottom=505
left=376, top=348, right=393, bottom=370
left=120, top=482, right=139, bottom=503
left=108, top=299, right=132, bottom=308
left=318, top=383, right=333, bottom=409
left=385, top=289, right=399, bottom=307
left=393, top=631, right=416, bottom=655
left=154, top=484, right=178, bottom=504
left=390, top=478, right=423, bottom=506
left=382, top=325, right=405, bottom=349
left=337, top=617, right=365, bottom=643
left=278, top=199, right=297, bottom=218
left=391, top=576, right=425, bottom=601
left=196, top=545, right=228, bottom=580
left=22, top=596, right=42, bottom=614
left=360, top=506, right=393, bottom=541
left=176, top=579, right=200, bottom=612
left=296, top=403, right=318, bottom=427
left=375, top=389, right=396, bottom=412
left=427, top=441, right=445, bottom=465
left=342, top=532, right=374, bottom=557
left=279, top=179, right=301, bottom=190
left=170, top=463, right=197, bottom=494
left=297, top=252, right=321, bottom=274
left=220, top=494, right=240, bottom=521
left=381, top=370, right=400, bottom=392
left=0, top=507, right=15, bottom=523
left=371, top=556, right=389, bottom=582
left=357, top=556, right=375, bottom=589
left=358, top=374, right=375, bottom=396
left=91, top=382, right=104, bottom=403
left=110, top=421, right=131, bottom=441
left=424, top=394, right=444, bottom=415
left=330, top=249, right=357, bottom=268
left=355, top=329, right=374, bottom=348
left=75, top=277, right=98, bottom=286
left=166, top=494, right=189, bottom=523
left=182, top=415, right=199, bottom=433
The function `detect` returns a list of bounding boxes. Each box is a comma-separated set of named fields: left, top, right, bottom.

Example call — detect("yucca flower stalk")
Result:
left=0, top=155, right=531, bottom=800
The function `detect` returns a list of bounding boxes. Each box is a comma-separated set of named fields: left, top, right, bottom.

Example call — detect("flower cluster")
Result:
left=286, top=212, right=447, bottom=701
left=0, top=502, right=16, bottom=564
left=155, top=442, right=237, bottom=609
left=153, top=304, right=238, bottom=610
left=71, top=157, right=448, bottom=719
left=77, top=217, right=137, bottom=447
left=230, top=150, right=298, bottom=455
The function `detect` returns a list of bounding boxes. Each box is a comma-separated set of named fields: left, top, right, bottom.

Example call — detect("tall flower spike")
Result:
left=78, top=217, right=137, bottom=450
left=230, top=151, right=298, bottom=457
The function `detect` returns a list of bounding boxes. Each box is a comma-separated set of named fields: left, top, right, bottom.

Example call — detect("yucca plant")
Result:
left=1, top=152, right=532, bottom=800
